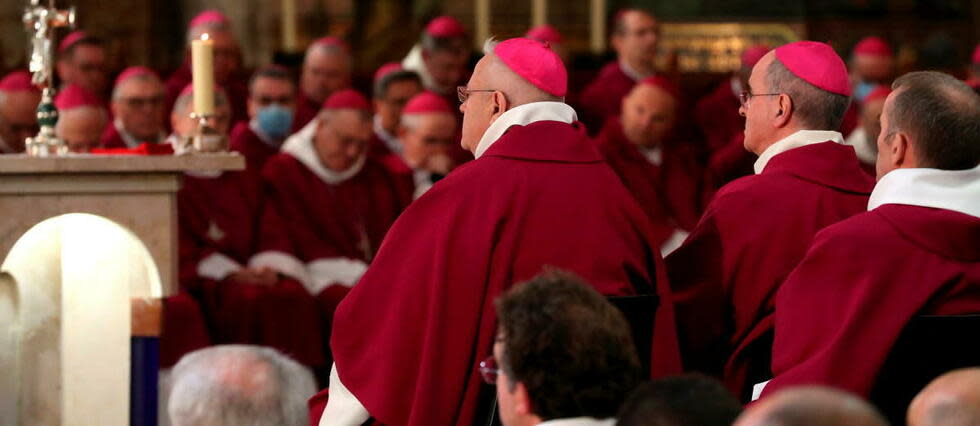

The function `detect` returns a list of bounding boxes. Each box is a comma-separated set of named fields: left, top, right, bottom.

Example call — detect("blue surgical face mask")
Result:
left=257, top=105, right=294, bottom=140
left=854, top=81, right=876, bottom=103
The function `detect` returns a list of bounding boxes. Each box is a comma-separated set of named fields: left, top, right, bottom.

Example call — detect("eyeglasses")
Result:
left=479, top=356, right=501, bottom=384
left=739, top=91, right=781, bottom=108
left=120, top=95, right=165, bottom=109
left=253, top=95, right=294, bottom=106
left=457, top=86, right=496, bottom=104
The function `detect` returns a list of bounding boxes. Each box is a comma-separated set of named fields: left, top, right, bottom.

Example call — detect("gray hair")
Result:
left=167, top=345, right=316, bottom=426
left=111, top=73, right=162, bottom=101
left=887, top=71, right=980, bottom=170
left=766, top=58, right=851, bottom=131
left=173, top=89, right=230, bottom=116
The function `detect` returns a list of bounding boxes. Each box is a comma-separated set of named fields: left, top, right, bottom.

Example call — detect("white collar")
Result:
left=641, top=145, right=663, bottom=166
left=373, top=114, right=402, bottom=154
left=403, top=44, right=452, bottom=95
left=843, top=127, right=877, bottom=166
left=248, top=118, right=284, bottom=148
left=868, top=165, right=980, bottom=218
left=281, top=119, right=366, bottom=185
left=538, top=417, right=616, bottom=426
left=474, top=102, right=577, bottom=159
left=115, top=118, right=164, bottom=148
left=754, top=130, right=845, bottom=174
left=619, top=60, right=650, bottom=82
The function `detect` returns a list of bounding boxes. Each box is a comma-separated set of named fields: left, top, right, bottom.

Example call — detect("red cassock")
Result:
left=292, top=92, right=322, bottom=133
left=164, top=61, right=249, bottom=128
left=159, top=292, right=211, bottom=368
left=177, top=171, right=326, bottom=367
left=665, top=141, right=874, bottom=396
left=229, top=122, right=280, bottom=180
left=258, top=150, right=411, bottom=352
left=328, top=121, right=681, bottom=426
left=763, top=204, right=980, bottom=397
left=592, top=117, right=705, bottom=246
left=577, top=62, right=637, bottom=133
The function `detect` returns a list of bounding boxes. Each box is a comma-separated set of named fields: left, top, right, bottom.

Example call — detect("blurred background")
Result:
left=1, top=0, right=977, bottom=99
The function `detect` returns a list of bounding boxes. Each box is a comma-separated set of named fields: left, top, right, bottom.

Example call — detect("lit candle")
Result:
left=191, top=33, right=215, bottom=115
left=590, top=0, right=606, bottom=54
left=282, top=0, right=298, bottom=52
left=532, top=0, right=547, bottom=27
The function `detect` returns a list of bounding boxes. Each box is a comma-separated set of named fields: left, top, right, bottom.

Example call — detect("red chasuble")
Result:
left=159, top=292, right=211, bottom=367
left=329, top=121, right=681, bottom=426
left=577, top=62, right=637, bottom=133
left=258, top=150, right=410, bottom=342
left=178, top=171, right=325, bottom=367
left=665, top=141, right=874, bottom=396
left=763, top=204, right=980, bottom=397
left=229, top=121, right=280, bottom=179
left=292, top=91, right=322, bottom=133
left=592, top=118, right=705, bottom=246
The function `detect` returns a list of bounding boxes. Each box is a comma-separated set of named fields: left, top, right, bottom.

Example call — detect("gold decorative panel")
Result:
left=656, top=22, right=804, bottom=73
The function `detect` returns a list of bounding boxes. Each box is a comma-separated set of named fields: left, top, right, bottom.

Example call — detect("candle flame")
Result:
left=201, top=33, right=210, bottom=41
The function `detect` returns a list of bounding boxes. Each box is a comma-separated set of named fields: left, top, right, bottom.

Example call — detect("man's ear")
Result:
left=396, top=124, right=408, bottom=140
left=491, top=91, right=509, bottom=119
left=773, top=93, right=793, bottom=128
left=513, top=382, right=533, bottom=416
left=889, top=131, right=911, bottom=169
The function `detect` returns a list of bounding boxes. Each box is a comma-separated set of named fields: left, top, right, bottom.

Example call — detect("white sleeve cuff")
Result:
left=660, top=229, right=690, bottom=257
left=196, top=252, right=243, bottom=281
left=249, top=251, right=311, bottom=287
left=306, top=258, right=369, bottom=295
left=320, top=363, right=370, bottom=426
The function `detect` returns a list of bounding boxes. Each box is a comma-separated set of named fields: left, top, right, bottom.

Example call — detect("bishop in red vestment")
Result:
left=762, top=71, right=980, bottom=399
left=229, top=65, right=297, bottom=178
left=593, top=76, right=704, bottom=253
left=102, top=66, right=166, bottom=149
left=293, top=37, right=352, bottom=131
left=577, top=9, right=659, bottom=133
left=253, top=90, right=410, bottom=360
left=316, top=37, right=680, bottom=426
left=665, top=42, right=874, bottom=398
left=170, top=85, right=325, bottom=367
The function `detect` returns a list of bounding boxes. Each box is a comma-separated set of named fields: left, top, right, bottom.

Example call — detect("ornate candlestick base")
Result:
left=175, top=113, right=228, bottom=155
left=26, top=88, right=67, bottom=157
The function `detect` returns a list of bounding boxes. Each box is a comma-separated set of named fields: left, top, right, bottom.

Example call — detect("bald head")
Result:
left=459, top=40, right=564, bottom=151
left=56, top=106, right=107, bottom=153
left=621, top=83, right=677, bottom=148
left=908, top=368, right=980, bottom=426
left=301, top=44, right=352, bottom=103
left=735, top=387, right=887, bottom=426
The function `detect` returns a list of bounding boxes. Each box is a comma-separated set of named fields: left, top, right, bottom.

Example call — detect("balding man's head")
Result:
left=167, top=345, right=316, bottom=426
left=908, top=368, right=980, bottom=426
left=876, top=71, right=980, bottom=179
left=735, top=387, right=887, bottom=426
left=458, top=39, right=563, bottom=152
